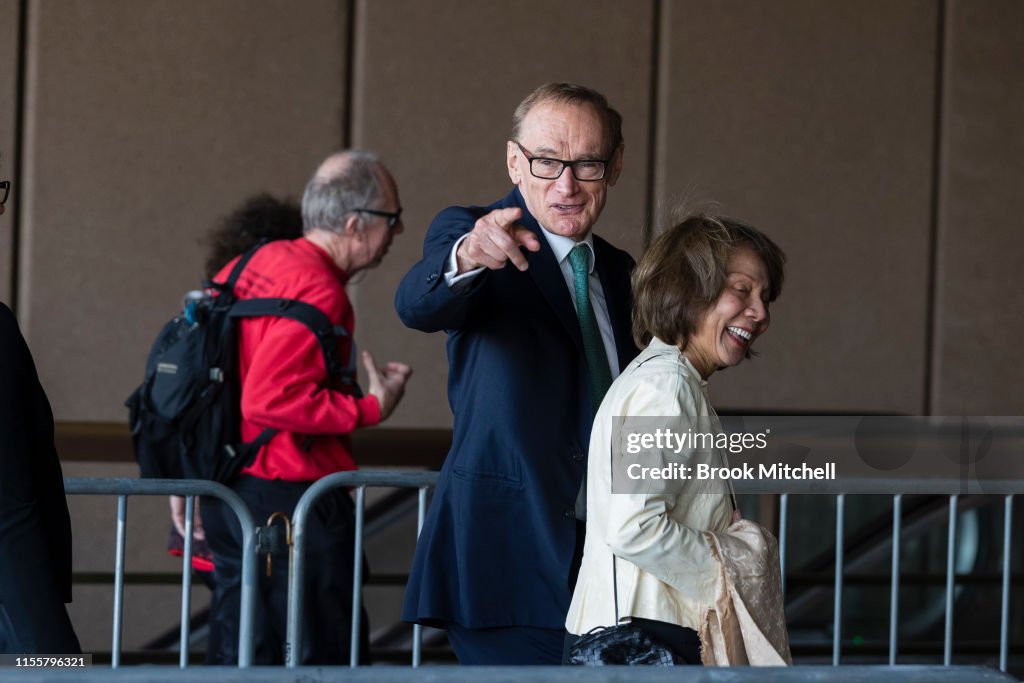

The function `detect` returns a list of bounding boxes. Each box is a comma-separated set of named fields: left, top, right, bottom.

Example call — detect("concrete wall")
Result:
left=656, top=1, right=939, bottom=414
left=15, top=0, right=350, bottom=420
left=4, top=1, right=1018, bottom=426
left=932, top=0, right=1024, bottom=415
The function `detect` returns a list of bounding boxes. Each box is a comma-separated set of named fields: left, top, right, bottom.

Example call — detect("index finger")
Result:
left=485, top=207, right=523, bottom=230
left=360, top=350, right=380, bottom=376
left=385, top=361, right=413, bottom=376
left=511, top=226, right=541, bottom=253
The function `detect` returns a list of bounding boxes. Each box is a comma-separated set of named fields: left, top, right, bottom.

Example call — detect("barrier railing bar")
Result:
left=412, top=486, right=428, bottom=668
left=944, top=495, right=958, bottom=666
left=351, top=486, right=367, bottom=668
left=286, top=471, right=439, bottom=668
left=179, top=495, right=195, bottom=669
left=833, top=493, right=844, bottom=666
left=889, top=493, right=902, bottom=665
left=779, top=494, right=788, bottom=602
left=286, top=498, right=306, bottom=668
left=112, top=495, right=127, bottom=668
left=64, top=477, right=257, bottom=667
left=0, top=664, right=1019, bottom=682
left=732, top=477, right=1024, bottom=495
left=68, top=473, right=1024, bottom=671
left=1000, top=494, right=1012, bottom=672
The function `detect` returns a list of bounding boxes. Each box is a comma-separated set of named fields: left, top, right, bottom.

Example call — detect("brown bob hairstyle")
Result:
left=631, top=214, right=786, bottom=354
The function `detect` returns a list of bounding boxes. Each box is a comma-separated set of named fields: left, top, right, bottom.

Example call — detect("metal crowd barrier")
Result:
left=64, top=474, right=1019, bottom=675
left=0, top=665, right=1017, bottom=682
left=282, top=473, right=1018, bottom=673
left=735, top=477, right=1020, bottom=674
left=63, top=478, right=258, bottom=667
left=284, top=470, right=437, bottom=669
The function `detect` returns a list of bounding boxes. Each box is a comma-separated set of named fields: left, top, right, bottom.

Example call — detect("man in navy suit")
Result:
left=397, top=83, right=637, bottom=664
left=0, top=177, right=81, bottom=654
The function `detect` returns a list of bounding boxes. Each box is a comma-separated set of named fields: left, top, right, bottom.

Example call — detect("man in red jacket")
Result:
left=202, top=150, right=412, bottom=665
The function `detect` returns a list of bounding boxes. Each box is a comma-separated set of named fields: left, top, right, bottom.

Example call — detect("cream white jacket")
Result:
left=566, top=336, right=734, bottom=635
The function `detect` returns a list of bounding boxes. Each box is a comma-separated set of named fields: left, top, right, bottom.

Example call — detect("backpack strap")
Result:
left=243, top=426, right=279, bottom=458
left=224, top=242, right=267, bottom=291
left=215, top=298, right=362, bottom=475
left=200, top=240, right=269, bottom=297
left=212, top=240, right=360, bottom=395
left=229, top=298, right=362, bottom=396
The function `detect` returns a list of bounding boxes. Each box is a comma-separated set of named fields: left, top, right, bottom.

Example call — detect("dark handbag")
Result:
left=568, top=621, right=676, bottom=665
left=566, top=552, right=677, bottom=665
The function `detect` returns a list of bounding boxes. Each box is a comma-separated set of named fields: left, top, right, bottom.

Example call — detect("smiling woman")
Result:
left=630, top=215, right=786, bottom=378
left=566, top=215, right=788, bottom=666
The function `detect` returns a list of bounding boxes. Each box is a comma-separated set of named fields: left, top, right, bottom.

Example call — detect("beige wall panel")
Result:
left=933, top=0, right=1024, bottom=415
left=352, top=0, right=654, bottom=428
left=0, top=0, right=17, bottom=302
left=21, top=0, right=349, bottom=421
left=658, top=1, right=938, bottom=414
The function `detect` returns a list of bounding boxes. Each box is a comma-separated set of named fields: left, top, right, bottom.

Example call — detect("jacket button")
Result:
left=563, top=508, right=575, bottom=519
left=572, top=449, right=585, bottom=462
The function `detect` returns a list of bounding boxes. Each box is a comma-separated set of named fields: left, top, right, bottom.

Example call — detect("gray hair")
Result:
left=301, top=150, right=383, bottom=234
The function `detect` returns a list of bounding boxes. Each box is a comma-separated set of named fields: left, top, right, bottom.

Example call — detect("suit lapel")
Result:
left=594, top=236, right=638, bottom=373
left=511, top=190, right=584, bottom=354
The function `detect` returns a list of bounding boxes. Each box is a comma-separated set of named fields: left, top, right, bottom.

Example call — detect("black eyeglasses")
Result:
left=355, top=207, right=402, bottom=230
left=0, top=181, right=9, bottom=205
left=513, top=141, right=611, bottom=181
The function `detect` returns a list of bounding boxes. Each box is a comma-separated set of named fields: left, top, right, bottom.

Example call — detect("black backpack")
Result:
left=125, top=242, right=360, bottom=482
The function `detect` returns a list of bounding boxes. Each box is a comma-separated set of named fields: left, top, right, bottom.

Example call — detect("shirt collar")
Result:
left=300, top=236, right=349, bottom=284
left=539, top=228, right=596, bottom=274
left=648, top=336, right=709, bottom=387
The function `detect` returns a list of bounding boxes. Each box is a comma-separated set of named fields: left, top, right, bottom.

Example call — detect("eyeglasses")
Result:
left=0, top=181, right=9, bottom=205
left=513, top=141, right=610, bottom=181
left=355, top=207, right=402, bottom=230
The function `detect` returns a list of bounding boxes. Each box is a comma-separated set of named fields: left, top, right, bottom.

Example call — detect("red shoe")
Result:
left=167, top=524, right=215, bottom=572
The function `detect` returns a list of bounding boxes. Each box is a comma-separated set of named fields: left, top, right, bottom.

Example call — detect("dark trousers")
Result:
left=442, top=519, right=586, bottom=665
left=446, top=623, right=565, bottom=665
left=203, top=476, right=369, bottom=665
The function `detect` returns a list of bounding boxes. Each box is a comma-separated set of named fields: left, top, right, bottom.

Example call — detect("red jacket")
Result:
left=215, top=238, right=380, bottom=482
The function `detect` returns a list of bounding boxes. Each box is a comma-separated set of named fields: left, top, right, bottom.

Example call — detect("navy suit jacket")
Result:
left=397, top=188, right=637, bottom=629
left=0, top=303, right=79, bottom=653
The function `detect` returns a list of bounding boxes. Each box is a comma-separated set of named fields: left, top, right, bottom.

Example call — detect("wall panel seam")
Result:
left=924, top=0, right=948, bottom=416
left=342, top=0, right=356, bottom=149
left=642, top=0, right=662, bottom=248
left=9, top=0, right=29, bottom=315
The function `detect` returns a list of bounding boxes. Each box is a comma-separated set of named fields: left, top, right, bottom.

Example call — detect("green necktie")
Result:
left=568, top=244, right=613, bottom=413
